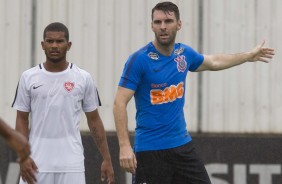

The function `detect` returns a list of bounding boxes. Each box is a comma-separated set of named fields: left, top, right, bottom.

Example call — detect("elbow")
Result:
left=113, top=99, right=124, bottom=115
left=203, top=55, right=221, bottom=71
left=209, top=62, right=221, bottom=71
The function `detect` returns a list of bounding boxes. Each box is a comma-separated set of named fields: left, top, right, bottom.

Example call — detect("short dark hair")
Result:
left=43, top=22, right=69, bottom=41
left=151, top=1, right=180, bottom=21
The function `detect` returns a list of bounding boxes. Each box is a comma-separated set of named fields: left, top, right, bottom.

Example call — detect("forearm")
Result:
left=113, top=102, right=131, bottom=147
left=0, top=118, right=13, bottom=140
left=15, top=117, right=29, bottom=139
left=89, top=121, right=112, bottom=161
left=205, top=52, right=252, bottom=71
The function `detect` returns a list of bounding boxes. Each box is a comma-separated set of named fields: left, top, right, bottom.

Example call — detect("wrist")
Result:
left=245, top=51, right=254, bottom=62
left=118, top=138, right=131, bottom=147
left=103, top=155, right=112, bottom=162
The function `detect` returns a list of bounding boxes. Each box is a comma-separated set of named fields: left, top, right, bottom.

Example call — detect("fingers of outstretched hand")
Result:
left=258, top=48, right=275, bottom=62
left=251, top=43, right=275, bottom=63
left=259, top=40, right=265, bottom=48
left=262, top=48, right=275, bottom=56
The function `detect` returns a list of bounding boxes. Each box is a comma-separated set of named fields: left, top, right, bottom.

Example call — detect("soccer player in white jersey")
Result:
left=12, top=22, right=115, bottom=184
left=0, top=117, right=30, bottom=162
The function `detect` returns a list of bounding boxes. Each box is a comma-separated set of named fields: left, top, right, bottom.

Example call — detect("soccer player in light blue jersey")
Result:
left=113, top=1, right=274, bottom=184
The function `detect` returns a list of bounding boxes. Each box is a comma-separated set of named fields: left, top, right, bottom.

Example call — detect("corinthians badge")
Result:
left=174, top=55, right=187, bottom=72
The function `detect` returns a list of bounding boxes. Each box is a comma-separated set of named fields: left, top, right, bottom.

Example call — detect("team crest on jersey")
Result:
left=148, top=52, right=159, bottom=60
left=174, top=55, right=187, bottom=72
left=174, top=47, right=184, bottom=55
left=64, top=82, right=75, bottom=92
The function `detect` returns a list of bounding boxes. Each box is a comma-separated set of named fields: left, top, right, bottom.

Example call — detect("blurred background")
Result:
left=0, top=0, right=281, bottom=184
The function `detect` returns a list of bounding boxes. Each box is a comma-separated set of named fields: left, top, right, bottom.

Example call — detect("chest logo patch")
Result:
left=174, top=47, right=184, bottom=55
left=174, top=55, right=187, bottom=72
left=148, top=52, right=159, bottom=60
left=64, top=81, right=75, bottom=92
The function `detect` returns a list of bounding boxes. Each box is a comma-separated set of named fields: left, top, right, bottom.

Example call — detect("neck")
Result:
left=43, top=60, right=69, bottom=72
left=153, top=40, right=174, bottom=56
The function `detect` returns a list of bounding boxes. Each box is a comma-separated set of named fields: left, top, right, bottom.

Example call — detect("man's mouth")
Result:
left=50, top=51, right=60, bottom=55
left=160, top=33, right=169, bottom=38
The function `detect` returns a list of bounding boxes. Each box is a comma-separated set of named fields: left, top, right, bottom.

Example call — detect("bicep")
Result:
left=195, top=54, right=214, bottom=72
left=114, top=86, right=135, bottom=106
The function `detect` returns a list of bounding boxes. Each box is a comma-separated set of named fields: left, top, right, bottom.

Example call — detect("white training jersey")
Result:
left=12, top=63, right=100, bottom=172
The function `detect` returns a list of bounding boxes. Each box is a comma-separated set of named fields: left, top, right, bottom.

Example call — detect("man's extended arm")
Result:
left=196, top=40, right=275, bottom=72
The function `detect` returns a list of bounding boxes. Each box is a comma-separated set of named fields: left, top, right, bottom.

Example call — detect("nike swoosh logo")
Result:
left=33, top=85, right=43, bottom=89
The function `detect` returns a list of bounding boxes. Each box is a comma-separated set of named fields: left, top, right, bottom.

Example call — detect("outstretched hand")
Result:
left=249, top=40, right=275, bottom=63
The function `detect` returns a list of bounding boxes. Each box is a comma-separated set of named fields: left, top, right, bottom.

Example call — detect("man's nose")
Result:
left=160, top=22, right=166, bottom=29
left=51, top=42, right=58, bottom=48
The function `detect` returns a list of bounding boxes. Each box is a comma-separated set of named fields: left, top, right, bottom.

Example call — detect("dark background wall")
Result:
left=1, top=133, right=282, bottom=184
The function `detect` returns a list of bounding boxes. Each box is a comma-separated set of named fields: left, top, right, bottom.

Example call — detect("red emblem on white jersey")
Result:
left=64, top=82, right=75, bottom=92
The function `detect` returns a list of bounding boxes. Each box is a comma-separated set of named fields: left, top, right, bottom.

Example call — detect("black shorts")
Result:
left=133, top=141, right=211, bottom=184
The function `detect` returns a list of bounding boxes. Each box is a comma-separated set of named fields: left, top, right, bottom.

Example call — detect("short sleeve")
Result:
left=119, top=53, right=143, bottom=91
left=82, top=74, right=101, bottom=112
left=12, top=73, right=31, bottom=112
left=184, top=45, right=204, bottom=72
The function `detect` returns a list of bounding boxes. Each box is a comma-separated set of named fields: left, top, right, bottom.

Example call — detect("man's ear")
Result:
left=177, top=20, right=182, bottom=31
left=41, top=41, right=45, bottom=50
left=67, top=42, right=72, bottom=51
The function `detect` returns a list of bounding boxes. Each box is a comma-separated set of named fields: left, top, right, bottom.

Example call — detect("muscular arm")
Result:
left=0, top=117, right=30, bottom=162
left=85, top=110, right=114, bottom=183
left=113, top=86, right=136, bottom=173
left=0, top=117, right=15, bottom=139
left=196, top=41, right=275, bottom=72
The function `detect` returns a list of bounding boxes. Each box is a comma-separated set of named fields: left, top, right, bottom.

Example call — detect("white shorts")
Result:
left=19, top=172, right=85, bottom=184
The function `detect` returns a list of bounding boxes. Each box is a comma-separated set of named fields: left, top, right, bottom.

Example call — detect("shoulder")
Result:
left=175, top=43, right=197, bottom=53
left=175, top=43, right=203, bottom=60
left=127, top=42, right=154, bottom=63
left=21, top=64, right=42, bottom=78
left=70, top=63, right=91, bottom=77
left=70, top=63, right=95, bottom=85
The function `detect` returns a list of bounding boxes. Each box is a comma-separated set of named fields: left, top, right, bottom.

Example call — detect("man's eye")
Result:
left=165, top=20, right=174, bottom=23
